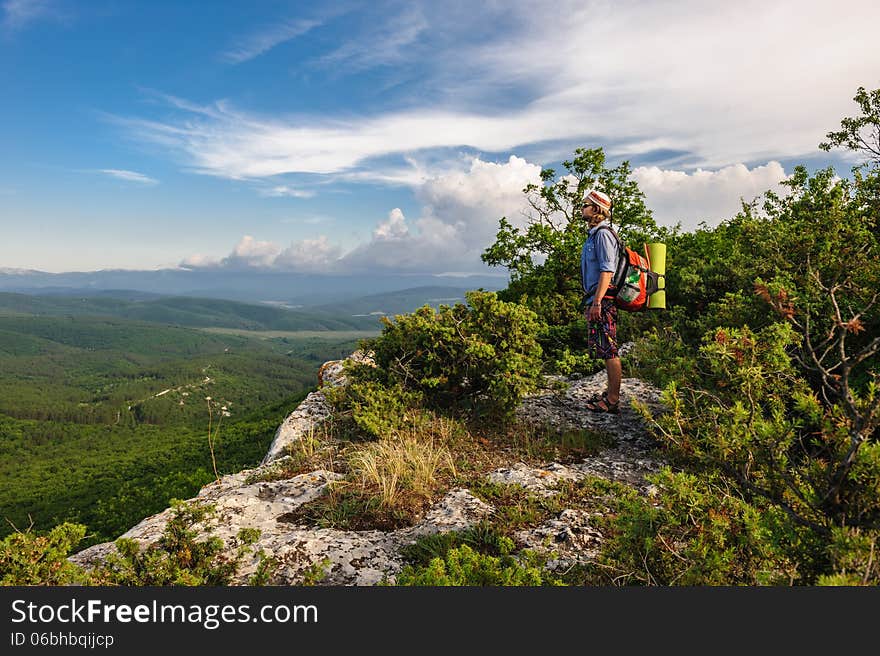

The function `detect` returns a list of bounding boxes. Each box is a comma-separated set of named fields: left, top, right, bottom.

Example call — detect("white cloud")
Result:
left=274, top=236, right=343, bottom=273
left=222, top=19, right=320, bottom=64
left=338, top=155, right=543, bottom=273
left=633, top=161, right=790, bottom=231
left=220, top=235, right=282, bottom=268
left=314, top=7, right=427, bottom=72
left=183, top=235, right=341, bottom=274
left=181, top=155, right=542, bottom=275
left=180, top=253, right=221, bottom=268
left=98, top=169, right=159, bottom=185
left=119, top=1, right=880, bottom=183
left=260, top=185, right=315, bottom=198
left=373, top=208, right=409, bottom=240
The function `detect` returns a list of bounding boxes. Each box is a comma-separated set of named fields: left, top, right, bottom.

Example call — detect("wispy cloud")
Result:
left=120, top=0, right=880, bottom=183
left=2, top=0, right=56, bottom=31
left=222, top=18, right=321, bottom=64
left=314, top=6, right=427, bottom=72
left=120, top=100, right=593, bottom=180
left=259, top=185, right=315, bottom=198
left=98, top=169, right=159, bottom=185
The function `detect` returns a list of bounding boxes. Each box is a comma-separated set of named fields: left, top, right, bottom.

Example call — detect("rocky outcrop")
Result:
left=261, top=350, right=373, bottom=465
left=71, top=351, right=667, bottom=585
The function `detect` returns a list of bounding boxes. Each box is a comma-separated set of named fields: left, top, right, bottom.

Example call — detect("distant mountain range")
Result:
left=0, top=283, right=505, bottom=333
left=0, top=268, right=508, bottom=307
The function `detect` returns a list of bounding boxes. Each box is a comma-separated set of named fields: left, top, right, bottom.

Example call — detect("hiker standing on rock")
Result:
left=579, top=189, right=621, bottom=414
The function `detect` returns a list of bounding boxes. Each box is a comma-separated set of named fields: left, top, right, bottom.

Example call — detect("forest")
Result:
left=0, top=309, right=365, bottom=548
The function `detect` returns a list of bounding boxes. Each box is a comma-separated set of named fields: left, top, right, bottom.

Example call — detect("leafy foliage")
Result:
left=395, top=533, right=562, bottom=586
left=334, top=291, right=543, bottom=420
left=596, top=469, right=797, bottom=585
left=90, top=501, right=263, bottom=586
left=619, top=87, right=880, bottom=583
left=820, top=85, right=880, bottom=166
left=0, top=522, right=88, bottom=585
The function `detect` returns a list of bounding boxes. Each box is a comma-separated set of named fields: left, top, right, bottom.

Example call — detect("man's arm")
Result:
left=588, top=271, right=613, bottom=319
left=592, top=271, right=613, bottom=305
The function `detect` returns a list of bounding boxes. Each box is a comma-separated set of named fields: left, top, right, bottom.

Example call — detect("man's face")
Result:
left=582, top=202, right=600, bottom=225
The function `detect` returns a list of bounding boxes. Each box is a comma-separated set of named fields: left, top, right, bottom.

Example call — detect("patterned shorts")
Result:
left=587, top=297, right=619, bottom=359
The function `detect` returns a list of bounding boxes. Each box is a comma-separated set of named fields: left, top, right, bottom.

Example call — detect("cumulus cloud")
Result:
left=338, top=155, right=543, bottom=273
left=182, top=155, right=542, bottom=275
left=180, top=253, right=222, bottom=269
left=98, top=169, right=159, bottom=185
left=219, top=235, right=282, bottom=269
left=633, top=161, right=790, bottom=230
left=274, top=236, right=343, bottom=273
left=373, top=208, right=409, bottom=240
left=181, top=235, right=339, bottom=273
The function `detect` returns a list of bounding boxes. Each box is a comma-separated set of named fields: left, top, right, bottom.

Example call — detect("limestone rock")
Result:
left=261, top=350, right=374, bottom=465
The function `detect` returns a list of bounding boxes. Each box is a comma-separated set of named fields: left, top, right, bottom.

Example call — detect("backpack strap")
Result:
left=594, top=223, right=620, bottom=244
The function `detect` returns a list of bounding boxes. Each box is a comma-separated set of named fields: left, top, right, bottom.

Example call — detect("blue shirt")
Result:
left=580, top=220, right=619, bottom=303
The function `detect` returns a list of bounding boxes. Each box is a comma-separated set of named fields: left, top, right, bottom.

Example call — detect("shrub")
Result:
left=596, top=469, right=797, bottom=585
left=0, top=522, right=87, bottom=585
left=325, top=379, right=425, bottom=440
left=89, top=500, right=263, bottom=586
left=395, top=535, right=562, bottom=586
left=349, top=290, right=544, bottom=419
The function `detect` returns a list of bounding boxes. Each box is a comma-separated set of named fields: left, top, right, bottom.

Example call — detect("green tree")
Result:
left=820, top=85, right=880, bottom=166
left=481, top=147, right=672, bottom=370
left=482, top=147, right=668, bottom=327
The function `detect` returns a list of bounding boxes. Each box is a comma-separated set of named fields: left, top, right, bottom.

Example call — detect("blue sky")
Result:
left=1, top=0, right=878, bottom=274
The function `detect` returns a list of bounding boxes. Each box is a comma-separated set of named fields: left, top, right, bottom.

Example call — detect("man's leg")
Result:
left=606, top=356, right=621, bottom=406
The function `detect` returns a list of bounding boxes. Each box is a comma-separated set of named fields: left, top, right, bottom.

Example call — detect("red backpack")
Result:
left=595, top=225, right=661, bottom=312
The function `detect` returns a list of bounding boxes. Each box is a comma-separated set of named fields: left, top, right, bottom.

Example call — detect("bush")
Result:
left=89, top=500, right=264, bottom=586
left=596, top=469, right=797, bottom=585
left=347, top=291, right=543, bottom=420
left=325, top=379, right=425, bottom=440
left=0, top=522, right=87, bottom=585
left=395, top=535, right=562, bottom=586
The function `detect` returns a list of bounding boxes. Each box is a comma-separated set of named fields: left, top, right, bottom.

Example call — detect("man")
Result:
left=579, top=189, right=621, bottom=414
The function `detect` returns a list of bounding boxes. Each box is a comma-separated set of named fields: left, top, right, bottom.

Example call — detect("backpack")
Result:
left=594, top=225, right=662, bottom=312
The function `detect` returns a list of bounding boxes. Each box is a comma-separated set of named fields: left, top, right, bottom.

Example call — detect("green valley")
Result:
left=0, top=297, right=373, bottom=548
